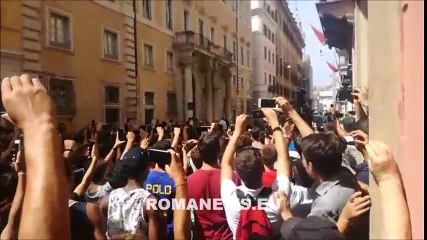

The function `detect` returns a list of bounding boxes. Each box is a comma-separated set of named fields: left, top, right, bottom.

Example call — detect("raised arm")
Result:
left=276, top=97, right=314, bottom=138
left=121, top=131, right=135, bottom=159
left=171, top=127, right=181, bottom=150
left=166, top=149, right=190, bottom=240
left=1, top=151, right=26, bottom=240
left=365, top=141, right=412, bottom=239
left=2, top=75, right=69, bottom=238
left=221, top=114, right=249, bottom=181
left=261, top=109, right=291, bottom=180
left=73, top=141, right=100, bottom=197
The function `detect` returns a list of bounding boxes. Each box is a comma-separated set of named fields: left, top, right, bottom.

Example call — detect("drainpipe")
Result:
left=132, top=0, right=140, bottom=123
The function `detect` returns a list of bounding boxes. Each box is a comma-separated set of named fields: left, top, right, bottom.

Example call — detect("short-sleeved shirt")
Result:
left=188, top=169, right=239, bottom=240
left=221, top=174, right=291, bottom=239
left=143, top=170, right=175, bottom=239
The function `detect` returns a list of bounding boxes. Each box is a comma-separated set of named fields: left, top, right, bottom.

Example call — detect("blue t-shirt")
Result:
left=143, top=170, right=175, bottom=239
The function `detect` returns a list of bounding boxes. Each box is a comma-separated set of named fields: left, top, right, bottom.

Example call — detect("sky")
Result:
left=288, top=0, right=337, bottom=88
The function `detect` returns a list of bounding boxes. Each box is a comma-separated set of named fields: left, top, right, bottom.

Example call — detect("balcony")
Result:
left=173, top=31, right=233, bottom=65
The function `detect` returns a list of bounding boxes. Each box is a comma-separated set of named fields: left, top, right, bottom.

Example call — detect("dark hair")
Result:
left=261, top=145, right=277, bottom=167
left=236, top=134, right=253, bottom=152
left=234, top=147, right=264, bottom=189
left=218, top=136, right=229, bottom=164
left=107, top=164, right=128, bottom=189
left=151, top=139, right=172, bottom=151
left=354, top=119, right=369, bottom=135
left=300, top=133, right=347, bottom=179
left=342, top=115, right=356, bottom=132
left=251, top=127, right=261, bottom=141
left=0, top=164, right=17, bottom=203
left=190, top=147, right=203, bottom=170
left=198, top=132, right=220, bottom=165
left=92, top=162, right=108, bottom=184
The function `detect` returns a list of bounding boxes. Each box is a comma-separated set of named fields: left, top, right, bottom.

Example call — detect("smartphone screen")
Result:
left=258, top=99, right=276, bottom=108
left=149, top=149, right=172, bottom=165
left=118, top=128, right=127, bottom=141
left=230, top=124, right=235, bottom=132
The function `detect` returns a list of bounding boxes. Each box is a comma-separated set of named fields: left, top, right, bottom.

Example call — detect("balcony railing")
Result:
left=174, top=31, right=232, bottom=62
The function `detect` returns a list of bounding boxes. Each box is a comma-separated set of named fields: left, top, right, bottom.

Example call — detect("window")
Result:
left=103, top=29, right=119, bottom=60
left=105, top=86, right=120, bottom=104
left=233, top=75, right=236, bottom=86
left=144, top=44, right=153, bottom=66
left=144, top=109, right=154, bottom=125
left=263, top=24, right=267, bottom=36
left=104, top=85, right=120, bottom=125
left=269, top=74, right=271, bottom=85
left=272, top=53, right=275, bottom=64
left=166, top=0, right=172, bottom=30
left=49, top=11, right=71, bottom=49
left=199, top=19, right=204, bottom=45
left=166, top=51, right=174, bottom=72
left=272, top=33, right=275, bottom=43
left=264, top=72, right=267, bottom=85
left=184, top=10, right=189, bottom=31
left=273, top=76, right=276, bottom=86
left=145, top=92, right=155, bottom=106
left=210, top=27, right=215, bottom=43
left=167, top=92, right=178, bottom=115
left=240, top=46, right=244, bottom=65
left=267, top=28, right=271, bottom=40
left=264, top=46, right=267, bottom=59
left=268, top=50, right=270, bottom=63
left=49, top=78, right=75, bottom=115
left=233, top=41, right=236, bottom=62
left=223, top=35, right=227, bottom=49
left=247, top=49, right=250, bottom=67
left=143, top=0, right=152, bottom=20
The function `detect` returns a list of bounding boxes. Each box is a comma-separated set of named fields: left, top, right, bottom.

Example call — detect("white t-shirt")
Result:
left=220, top=174, right=291, bottom=239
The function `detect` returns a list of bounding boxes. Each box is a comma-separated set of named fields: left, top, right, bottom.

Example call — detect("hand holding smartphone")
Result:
left=149, top=149, right=172, bottom=166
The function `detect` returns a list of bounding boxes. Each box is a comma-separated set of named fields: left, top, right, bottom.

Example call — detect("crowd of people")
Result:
left=0, top=75, right=412, bottom=240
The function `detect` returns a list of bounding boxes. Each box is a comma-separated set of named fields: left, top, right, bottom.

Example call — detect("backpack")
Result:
left=235, top=187, right=273, bottom=240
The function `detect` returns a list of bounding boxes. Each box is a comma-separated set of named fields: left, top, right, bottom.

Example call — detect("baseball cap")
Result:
left=280, top=216, right=344, bottom=240
left=120, top=147, right=150, bottom=171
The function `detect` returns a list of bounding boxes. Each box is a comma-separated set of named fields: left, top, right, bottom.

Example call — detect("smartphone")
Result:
left=118, top=128, right=127, bottom=141
left=91, top=120, right=96, bottom=128
left=258, top=98, right=276, bottom=108
left=149, top=149, right=171, bottom=165
left=252, top=110, right=265, bottom=119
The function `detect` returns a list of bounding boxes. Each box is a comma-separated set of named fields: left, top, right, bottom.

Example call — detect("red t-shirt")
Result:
left=262, top=171, right=277, bottom=188
left=188, top=169, right=240, bottom=240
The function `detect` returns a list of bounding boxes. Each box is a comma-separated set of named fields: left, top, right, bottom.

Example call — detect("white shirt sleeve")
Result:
left=276, top=174, right=313, bottom=209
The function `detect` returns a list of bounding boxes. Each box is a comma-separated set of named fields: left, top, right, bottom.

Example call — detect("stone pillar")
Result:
left=205, top=68, right=213, bottom=122
left=225, top=75, right=232, bottom=121
left=194, top=70, right=203, bottom=120
left=184, top=64, right=193, bottom=120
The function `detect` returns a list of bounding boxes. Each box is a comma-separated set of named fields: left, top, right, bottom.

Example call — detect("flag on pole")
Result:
left=326, top=61, right=338, bottom=72
left=311, top=25, right=326, bottom=45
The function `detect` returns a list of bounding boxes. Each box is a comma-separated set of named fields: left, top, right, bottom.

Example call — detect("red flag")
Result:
left=311, top=25, right=326, bottom=45
left=326, top=62, right=338, bottom=72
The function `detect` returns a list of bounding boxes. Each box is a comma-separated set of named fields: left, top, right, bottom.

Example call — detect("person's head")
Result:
left=280, top=216, right=344, bottom=240
left=197, top=132, right=220, bottom=165
left=218, top=136, right=229, bottom=164
left=0, top=164, right=17, bottom=205
left=92, top=162, right=108, bottom=185
left=261, top=144, right=277, bottom=168
left=190, top=147, right=203, bottom=170
left=151, top=140, right=172, bottom=169
left=300, top=133, right=346, bottom=181
left=250, top=127, right=261, bottom=141
left=120, top=147, right=151, bottom=184
left=236, top=133, right=253, bottom=152
left=342, top=115, right=356, bottom=132
left=234, top=147, right=264, bottom=189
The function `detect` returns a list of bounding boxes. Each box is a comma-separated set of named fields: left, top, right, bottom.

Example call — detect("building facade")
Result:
left=250, top=0, right=304, bottom=104
left=316, top=0, right=424, bottom=238
left=1, top=0, right=252, bottom=129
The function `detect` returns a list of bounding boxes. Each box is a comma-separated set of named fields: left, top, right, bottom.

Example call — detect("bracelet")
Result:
left=175, top=177, right=187, bottom=187
left=18, top=171, right=25, bottom=176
